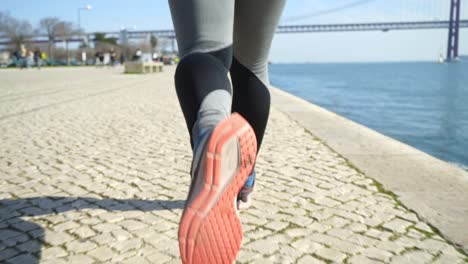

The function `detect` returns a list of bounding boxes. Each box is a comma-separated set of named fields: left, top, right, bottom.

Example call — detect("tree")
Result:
left=94, top=32, right=106, bottom=43
left=150, top=35, right=158, bottom=51
left=39, top=17, right=61, bottom=59
left=0, top=12, right=34, bottom=49
left=55, top=21, right=81, bottom=65
left=94, top=32, right=118, bottom=45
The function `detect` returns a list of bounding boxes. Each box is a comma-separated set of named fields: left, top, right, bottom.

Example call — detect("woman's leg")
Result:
left=169, top=0, right=234, bottom=146
left=231, top=0, right=286, bottom=152
left=231, top=0, right=286, bottom=207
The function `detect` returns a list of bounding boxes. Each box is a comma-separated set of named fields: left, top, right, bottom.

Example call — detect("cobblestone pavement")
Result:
left=0, top=67, right=467, bottom=264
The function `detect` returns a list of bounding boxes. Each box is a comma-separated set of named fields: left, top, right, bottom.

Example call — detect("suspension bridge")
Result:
left=0, top=0, right=465, bottom=61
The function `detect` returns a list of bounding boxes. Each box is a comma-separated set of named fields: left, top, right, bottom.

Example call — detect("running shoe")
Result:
left=237, top=171, right=255, bottom=210
left=179, top=113, right=257, bottom=264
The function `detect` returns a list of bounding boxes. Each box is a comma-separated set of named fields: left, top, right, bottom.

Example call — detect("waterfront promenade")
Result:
left=0, top=67, right=467, bottom=263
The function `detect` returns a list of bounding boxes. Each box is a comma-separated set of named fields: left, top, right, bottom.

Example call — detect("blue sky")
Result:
left=1, top=0, right=467, bottom=62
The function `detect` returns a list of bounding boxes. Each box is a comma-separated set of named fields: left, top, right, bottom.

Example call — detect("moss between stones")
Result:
left=411, top=227, right=434, bottom=238
left=310, top=253, right=332, bottom=264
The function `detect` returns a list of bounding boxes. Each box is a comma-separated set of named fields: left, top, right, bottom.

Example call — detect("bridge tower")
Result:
left=447, top=0, right=461, bottom=61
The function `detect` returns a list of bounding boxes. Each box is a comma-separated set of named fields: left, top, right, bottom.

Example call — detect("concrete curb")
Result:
left=270, top=86, right=468, bottom=252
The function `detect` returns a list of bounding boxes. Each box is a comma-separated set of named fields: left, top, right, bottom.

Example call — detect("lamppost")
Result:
left=77, top=4, right=92, bottom=64
left=77, top=4, right=92, bottom=30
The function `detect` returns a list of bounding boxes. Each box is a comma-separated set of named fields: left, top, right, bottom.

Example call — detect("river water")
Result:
left=269, top=61, right=468, bottom=169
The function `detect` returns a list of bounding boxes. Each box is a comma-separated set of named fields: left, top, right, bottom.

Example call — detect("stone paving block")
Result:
left=92, top=222, right=122, bottom=233
left=87, top=246, right=114, bottom=262
left=44, top=230, right=74, bottom=246
left=276, top=244, right=304, bottom=261
left=112, top=228, right=134, bottom=241
left=414, top=222, right=433, bottom=233
left=383, top=218, right=414, bottom=233
left=389, top=250, right=434, bottom=264
left=245, top=228, right=271, bottom=241
left=1, top=233, right=29, bottom=247
left=79, top=217, right=102, bottom=225
left=314, top=197, right=342, bottom=207
left=145, top=234, right=175, bottom=251
left=15, top=240, right=41, bottom=254
left=308, top=233, right=342, bottom=247
left=288, top=215, right=314, bottom=227
left=322, top=215, right=351, bottom=228
left=40, top=258, right=68, bottom=264
left=264, top=220, right=289, bottom=231
left=111, top=238, right=143, bottom=253
left=297, top=255, right=327, bottom=264
left=432, top=253, right=466, bottom=264
left=291, top=239, right=326, bottom=253
left=97, top=212, right=125, bottom=223
left=91, top=232, right=115, bottom=245
left=347, top=255, right=383, bottom=264
left=9, top=220, right=41, bottom=232
left=315, top=247, right=347, bottom=262
left=65, top=239, right=98, bottom=253
left=311, top=210, right=333, bottom=221
left=365, top=228, right=393, bottom=241
left=118, top=219, right=147, bottom=231
left=41, top=246, right=68, bottom=259
left=375, top=240, right=406, bottom=254
left=145, top=251, right=174, bottom=263
left=333, top=240, right=364, bottom=255
left=244, top=238, right=280, bottom=255
left=362, top=246, right=394, bottom=262
left=236, top=249, right=260, bottom=263
left=347, top=234, right=380, bottom=248
left=441, top=245, right=466, bottom=258
left=327, top=227, right=353, bottom=239
left=52, top=220, right=80, bottom=232
left=71, top=225, right=96, bottom=239
left=393, top=236, right=420, bottom=248
left=110, top=250, right=138, bottom=262
left=5, top=253, right=38, bottom=264
left=66, top=254, right=96, bottom=264
left=399, top=212, right=419, bottom=222
left=406, top=229, right=426, bottom=239
left=0, top=230, right=24, bottom=241
left=0, top=248, right=19, bottom=262
left=125, top=255, right=151, bottom=264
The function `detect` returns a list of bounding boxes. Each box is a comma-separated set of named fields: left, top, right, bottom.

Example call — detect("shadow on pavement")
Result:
left=0, top=196, right=185, bottom=264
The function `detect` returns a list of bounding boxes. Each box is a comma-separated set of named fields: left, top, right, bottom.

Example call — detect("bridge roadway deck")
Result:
left=2, top=20, right=468, bottom=45
left=0, top=67, right=467, bottom=263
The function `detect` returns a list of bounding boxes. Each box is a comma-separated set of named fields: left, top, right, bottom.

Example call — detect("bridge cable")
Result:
left=282, top=0, right=379, bottom=23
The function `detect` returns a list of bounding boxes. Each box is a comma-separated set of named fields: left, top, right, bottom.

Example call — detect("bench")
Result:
left=124, top=61, right=164, bottom=74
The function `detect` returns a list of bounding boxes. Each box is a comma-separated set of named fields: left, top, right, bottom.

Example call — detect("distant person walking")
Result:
left=13, top=49, right=21, bottom=68
left=168, top=1, right=286, bottom=263
left=110, top=49, right=117, bottom=66
left=34, top=48, right=42, bottom=69
left=19, top=44, right=27, bottom=69
left=119, top=53, right=126, bottom=65
left=41, top=51, right=47, bottom=65
left=95, top=51, right=105, bottom=67
left=133, top=48, right=142, bottom=61
left=26, top=50, right=34, bottom=68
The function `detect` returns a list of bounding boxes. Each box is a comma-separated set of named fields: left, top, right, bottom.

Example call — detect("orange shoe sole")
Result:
left=179, top=113, right=257, bottom=264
